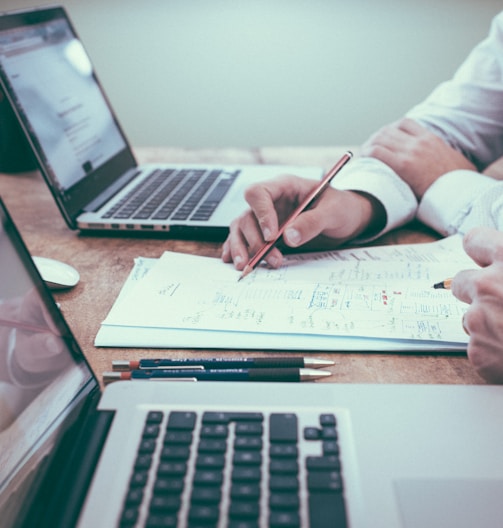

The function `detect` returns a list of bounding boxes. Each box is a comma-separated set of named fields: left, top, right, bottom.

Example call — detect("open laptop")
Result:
left=0, top=6, right=322, bottom=238
left=1, top=196, right=503, bottom=528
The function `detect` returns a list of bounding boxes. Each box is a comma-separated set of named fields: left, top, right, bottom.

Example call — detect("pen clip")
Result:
left=143, top=365, right=205, bottom=371
left=147, top=377, right=198, bottom=382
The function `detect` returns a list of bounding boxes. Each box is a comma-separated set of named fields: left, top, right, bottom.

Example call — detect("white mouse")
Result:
left=32, top=256, right=80, bottom=290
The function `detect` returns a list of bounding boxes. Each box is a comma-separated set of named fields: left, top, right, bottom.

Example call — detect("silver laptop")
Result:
left=2, top=198, right=503, bottom=528
left=0, top=6, right=322, bottom=238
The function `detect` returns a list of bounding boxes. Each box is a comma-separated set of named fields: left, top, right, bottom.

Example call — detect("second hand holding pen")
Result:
left=238, top=150, right=353, bottom=281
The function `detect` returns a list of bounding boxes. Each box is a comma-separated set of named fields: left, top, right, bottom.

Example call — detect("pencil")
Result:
left=433, top=278, right=452, bottom=290
left=238, top=151, right=353, bottom=281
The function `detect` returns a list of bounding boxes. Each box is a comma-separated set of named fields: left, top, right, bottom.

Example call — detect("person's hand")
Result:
left=451, top=226, right=503, bottom=383
left=222, top=174, right=385, bottom=270
left=360, top=117, right=476, bottom=199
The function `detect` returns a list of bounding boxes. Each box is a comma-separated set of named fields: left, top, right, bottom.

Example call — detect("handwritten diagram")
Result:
left=105, top=238, right=472, bottom=344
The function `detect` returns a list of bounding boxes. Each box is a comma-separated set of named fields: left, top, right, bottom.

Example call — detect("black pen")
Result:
left=103, top=367, right=332, bottom=383
left=112, top=357, right=335, bottom=371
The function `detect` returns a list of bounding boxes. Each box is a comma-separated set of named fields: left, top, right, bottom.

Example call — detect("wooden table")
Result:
left=0, top=146, right=485, bottom=386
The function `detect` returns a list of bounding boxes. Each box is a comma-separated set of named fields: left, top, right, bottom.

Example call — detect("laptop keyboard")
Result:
left=102, top=168, right=240, bottom=222
left=119, top=410, right=347, bottom=527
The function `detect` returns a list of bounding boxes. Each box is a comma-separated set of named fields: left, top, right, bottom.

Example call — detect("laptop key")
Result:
left=308, top=491, right=347, bottom=528
left=307, top=471, right=343, bottom=492
left=234, top=436, right=263, bottom=450
left=119, top=408, right=348, bottom=528
left=160, top=445, right=191, bottom=460
left=269, top=459, right=298, bottom=474
left=229, top=500, right=260, bottom=519
left=119, top=506, right=139, bottom=527
left=190, top=486, right=222, bottom=504
left=167, top=411, right=196, bottom=430
left=269, top=493, right=299, bottom=510
left=228, top=521, right=259, bottom=528
left=188, top=504, right=221, bottom=524
left=270, top=414, right=298, bottom=443
left=149, top=494, right=181, bottom=513
left=235, top=422, right=263, bottom=436
left=190, top=171, right=240, bottom=221
left=196, top=453, right=226, bottom=469
left=202, top=411, right=264, bottom=424
left=232, top=466, right=261, bottom=482
left=269, top=510, right=301, bottom=527
left=145, top=513, right=178, bottom=528
left=197, top=438, right=227, bottom=453
left=306, top=455, right=341, bottom=471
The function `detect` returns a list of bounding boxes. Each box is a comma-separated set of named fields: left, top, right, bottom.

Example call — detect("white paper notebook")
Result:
left=96, top=236, right=474, bottom=352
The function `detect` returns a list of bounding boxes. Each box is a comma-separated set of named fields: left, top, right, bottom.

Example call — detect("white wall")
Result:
left=2, top=1, right=502, bottom=147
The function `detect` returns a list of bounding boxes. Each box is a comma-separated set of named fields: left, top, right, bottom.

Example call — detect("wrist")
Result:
left=350, top=191, right=387, bottom=238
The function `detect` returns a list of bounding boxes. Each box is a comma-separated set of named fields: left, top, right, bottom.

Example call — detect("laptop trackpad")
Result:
left=394, top=478, right=503, bottom=528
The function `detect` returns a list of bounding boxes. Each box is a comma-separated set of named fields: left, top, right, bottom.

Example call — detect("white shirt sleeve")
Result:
left=418, top=170, right=503, bottom=235
left=333, top=157, right=417, bottom=241
left=329, top=12, right=503, bottom=240
left=400, top=10, right=503, bottom=236
left=406, top=11, right=503, bottom=171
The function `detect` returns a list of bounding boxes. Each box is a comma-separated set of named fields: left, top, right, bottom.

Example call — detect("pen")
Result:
left=103, top=368, right=332, bottom=383
left=238, top=151, right=353, bottom=281
left=112, top=357, right=335, bottom=371
left=433, top=278, right=452, bottom=290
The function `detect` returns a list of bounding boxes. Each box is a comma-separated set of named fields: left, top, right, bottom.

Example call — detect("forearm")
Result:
left=406, top=12, right=503, bottom=170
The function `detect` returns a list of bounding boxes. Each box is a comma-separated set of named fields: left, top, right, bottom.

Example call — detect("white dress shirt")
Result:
left=334, top=11, right=503, bottom=239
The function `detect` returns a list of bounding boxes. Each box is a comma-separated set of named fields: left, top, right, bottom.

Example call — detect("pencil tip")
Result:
left=238, top=265, right=253, bottom=282
left=432, top=282, right=443, bottom=289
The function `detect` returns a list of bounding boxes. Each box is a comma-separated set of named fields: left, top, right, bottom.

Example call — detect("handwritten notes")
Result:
left=96, top=236, right=474, bottom=351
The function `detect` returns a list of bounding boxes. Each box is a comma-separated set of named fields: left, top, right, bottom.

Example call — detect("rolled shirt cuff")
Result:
left=333, top=157, right=418, bottom=241
left=417, top=170, right=500, bottom=236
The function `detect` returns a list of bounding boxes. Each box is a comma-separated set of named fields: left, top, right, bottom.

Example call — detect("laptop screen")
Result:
left=0, top=7, right=137, bottom=226
left=0, top=200, right=95, bottom=525
left=0, top=13, right=126, bottom=192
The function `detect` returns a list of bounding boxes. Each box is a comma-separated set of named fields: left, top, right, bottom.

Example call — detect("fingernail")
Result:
left=263, top=227, right=272, bottom=241
left=285, top=227, right=301, bottom=246
left=234, top=255, right=243, bottom=267
left=268, top=255, right=280, bottom=268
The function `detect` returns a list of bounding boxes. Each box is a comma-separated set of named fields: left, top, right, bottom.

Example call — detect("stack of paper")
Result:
left=96, top=236, right=474, bottom=352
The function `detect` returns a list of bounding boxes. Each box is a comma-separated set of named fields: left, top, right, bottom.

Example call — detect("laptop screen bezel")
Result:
left=0, top=6, right=138, bottom=229
left=0, top=196, right=102, bottom=524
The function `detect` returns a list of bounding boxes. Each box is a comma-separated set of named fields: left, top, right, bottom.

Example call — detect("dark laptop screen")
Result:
left=0, top=13, right=126, bottom=193
left=0, top=200, right=95, bottom=525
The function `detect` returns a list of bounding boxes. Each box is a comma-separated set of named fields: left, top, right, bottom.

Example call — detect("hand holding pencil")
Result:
left=238, top=152, right=353, bottom=280
left=222, top=151, right=384, bottom=274
left=431, top=227, right=503, bottom=384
